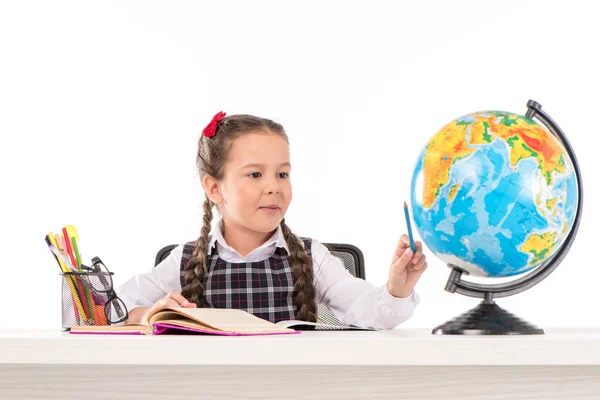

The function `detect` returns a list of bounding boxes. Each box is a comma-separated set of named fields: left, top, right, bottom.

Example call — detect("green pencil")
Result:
left=72, top=236, right=95, bottom=322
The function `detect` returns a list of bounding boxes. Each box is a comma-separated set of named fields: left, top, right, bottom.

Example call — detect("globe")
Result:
left=410, top=110, right=578, bottom=278
left=411, top=100, right=583, bottom=335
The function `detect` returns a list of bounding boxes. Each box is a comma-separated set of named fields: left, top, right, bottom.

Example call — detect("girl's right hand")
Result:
left=144, top=291, right=197, bottom=319
left=128, top=292, right=197, bottom=325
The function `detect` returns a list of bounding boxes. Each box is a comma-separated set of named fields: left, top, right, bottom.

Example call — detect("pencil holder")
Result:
left=60, top=271, right=113, bottom=331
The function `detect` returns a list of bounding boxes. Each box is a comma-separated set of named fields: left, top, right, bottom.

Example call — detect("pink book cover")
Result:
left=69, top=323, right=301, bottom=336
left=151, top=323, right=301, bottom=336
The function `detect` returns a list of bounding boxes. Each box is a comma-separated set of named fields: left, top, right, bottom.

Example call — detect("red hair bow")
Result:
left=203, top=111, right=226, bottom=137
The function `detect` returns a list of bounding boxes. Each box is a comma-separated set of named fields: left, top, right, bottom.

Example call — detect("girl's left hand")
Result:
left=386, top=234, right=427, bottom=298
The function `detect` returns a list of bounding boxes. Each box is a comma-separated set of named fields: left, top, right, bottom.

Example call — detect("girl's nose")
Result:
left=266, top=178, right=281, bottom=195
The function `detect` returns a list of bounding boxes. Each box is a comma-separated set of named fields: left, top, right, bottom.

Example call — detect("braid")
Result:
left=181, top=195, right=213, bottom=306
left=280, top=219, right=317, bottom=322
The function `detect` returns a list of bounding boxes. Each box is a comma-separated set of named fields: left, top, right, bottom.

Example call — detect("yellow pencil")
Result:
left=47, top=233, right=87, bottom=322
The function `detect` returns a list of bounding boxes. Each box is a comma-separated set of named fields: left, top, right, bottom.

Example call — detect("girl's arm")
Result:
left=126, top=291, right=196, bottom=324
left=311, top=239, right=420, bottom=330
left=115, top=245, right=186, bottom=323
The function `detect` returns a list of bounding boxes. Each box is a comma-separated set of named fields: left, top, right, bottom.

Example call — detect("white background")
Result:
left=1, top=0, right=598, bottom=330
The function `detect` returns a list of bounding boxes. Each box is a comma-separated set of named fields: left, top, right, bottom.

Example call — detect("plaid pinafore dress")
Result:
left=179, top=238, right=312, bottom=323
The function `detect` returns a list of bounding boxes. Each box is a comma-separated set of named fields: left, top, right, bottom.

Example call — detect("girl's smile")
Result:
left=259, top=204, right=282, bottom=214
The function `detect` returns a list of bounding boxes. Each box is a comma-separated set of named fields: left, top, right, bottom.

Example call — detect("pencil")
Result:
left=62, top=229, right=92, bottom=321
left=46, top=234, right=85, bottom=323
left=70, top=235, right=96, bottom=323
left=403, top=201, right=416, bottom=253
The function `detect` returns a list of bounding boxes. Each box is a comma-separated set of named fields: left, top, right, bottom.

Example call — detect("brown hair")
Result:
left=180, top=114, right=317, bottom=322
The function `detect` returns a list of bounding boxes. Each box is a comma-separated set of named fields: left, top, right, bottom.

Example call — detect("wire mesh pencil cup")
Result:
left=60, top=262, right=128, bottom=331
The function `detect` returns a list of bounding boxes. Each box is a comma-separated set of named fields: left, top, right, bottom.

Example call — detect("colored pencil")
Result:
left=403, top=201, right=416, bottom=253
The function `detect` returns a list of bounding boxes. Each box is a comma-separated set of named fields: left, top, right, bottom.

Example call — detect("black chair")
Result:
left=155, top=242, right=365, bottom=328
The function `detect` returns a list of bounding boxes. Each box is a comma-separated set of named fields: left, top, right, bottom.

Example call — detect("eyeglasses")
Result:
left=81, top=257, right=128, bottom=325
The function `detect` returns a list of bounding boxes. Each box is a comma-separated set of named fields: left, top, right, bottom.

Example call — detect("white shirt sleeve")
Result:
left=311, top=239, right=420, bottom=330
left=115, top=244, right=185, bottom=312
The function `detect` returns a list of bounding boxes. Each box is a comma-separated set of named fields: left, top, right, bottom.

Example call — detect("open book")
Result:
left=69, top=306, right=301, bottom=336
left=69, top=306, right=374, bottom=336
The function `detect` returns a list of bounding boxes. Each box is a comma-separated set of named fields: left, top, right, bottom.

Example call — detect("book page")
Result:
left=276, top=320, right=375, bottom=331
left=275, top=320, right=320, bottom=328
left=69, top=324, right=150, bottom=334
left=148, top=311, right=214, bottom=330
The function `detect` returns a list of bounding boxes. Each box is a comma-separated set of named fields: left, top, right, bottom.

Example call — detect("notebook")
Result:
left=69, top=306, right=301, bottom=336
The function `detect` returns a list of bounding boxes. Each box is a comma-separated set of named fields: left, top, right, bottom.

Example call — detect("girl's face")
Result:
left=217, top=131, right=292, bottom=235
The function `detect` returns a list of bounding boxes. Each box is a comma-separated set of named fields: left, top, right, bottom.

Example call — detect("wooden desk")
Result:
left=1, top=328, right=599, bottom=399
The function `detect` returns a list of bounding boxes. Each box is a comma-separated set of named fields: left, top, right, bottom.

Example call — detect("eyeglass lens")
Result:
left=105, top=295, right=128, bottom=324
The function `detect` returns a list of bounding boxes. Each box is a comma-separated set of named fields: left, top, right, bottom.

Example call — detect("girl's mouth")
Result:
left=260, top=206, right=281, bottom=213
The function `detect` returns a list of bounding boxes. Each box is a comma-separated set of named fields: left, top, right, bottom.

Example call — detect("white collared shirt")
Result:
left=116, top=221, right=420, bottom=330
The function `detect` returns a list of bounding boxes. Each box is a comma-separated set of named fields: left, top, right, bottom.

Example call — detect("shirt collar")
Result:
left=207, top=218, right=290, bottom=257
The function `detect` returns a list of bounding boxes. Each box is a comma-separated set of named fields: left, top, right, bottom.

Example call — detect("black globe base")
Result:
left=432, top=301, right=544, bottom=335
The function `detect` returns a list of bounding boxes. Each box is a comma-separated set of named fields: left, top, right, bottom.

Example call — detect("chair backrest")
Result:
left=155, top=242, right=365, bottom=328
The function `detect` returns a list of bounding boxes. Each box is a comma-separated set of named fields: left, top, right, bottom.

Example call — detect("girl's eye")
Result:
left=278, top=172, right=289, bottom=178
left=248, top=172, right=262, bottom=178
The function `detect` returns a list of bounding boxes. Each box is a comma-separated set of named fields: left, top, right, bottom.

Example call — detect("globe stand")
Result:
left=431, top=100, right=583, bottom=335
left=432, top=288, right=544, bottom=335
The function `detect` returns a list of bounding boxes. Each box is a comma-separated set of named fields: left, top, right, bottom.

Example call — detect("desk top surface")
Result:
left=2, top=328, right=600, bottom=366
